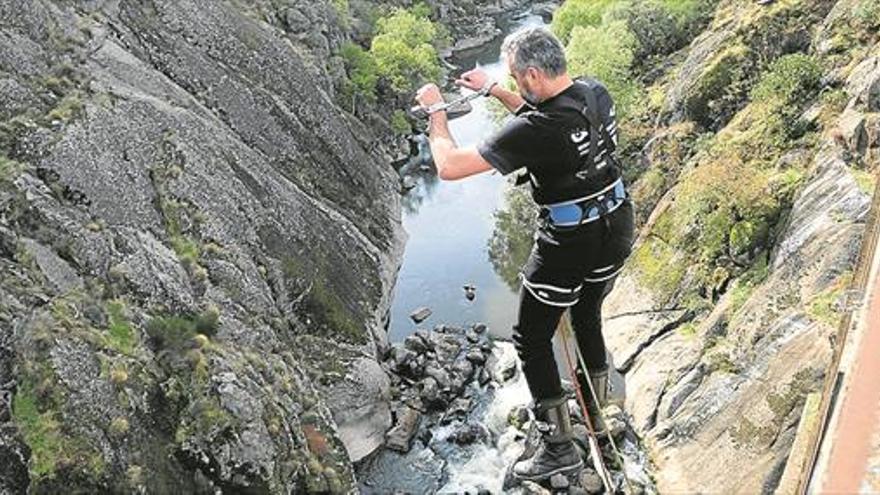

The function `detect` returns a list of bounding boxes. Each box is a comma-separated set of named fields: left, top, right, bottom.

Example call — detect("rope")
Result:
left=559, top=320, right=614, bottom=493
left=559, top=312, right=636, bottom=495
left=605, top=306, right=685, bottom=320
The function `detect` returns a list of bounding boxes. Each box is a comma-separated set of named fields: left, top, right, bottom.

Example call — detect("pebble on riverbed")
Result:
left=409, top=306, right=432, bottom=323
left=463, top=284, right=476, bottom=301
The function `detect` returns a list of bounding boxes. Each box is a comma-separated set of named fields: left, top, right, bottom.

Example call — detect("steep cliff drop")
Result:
left=0, top=1, right=405, bottom=492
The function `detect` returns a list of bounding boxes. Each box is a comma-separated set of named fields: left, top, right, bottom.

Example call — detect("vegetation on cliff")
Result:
left=339, top=4, right=446, bottom=124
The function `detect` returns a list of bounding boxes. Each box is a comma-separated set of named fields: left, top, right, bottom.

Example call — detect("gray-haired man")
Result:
left=415, top=27, right=634, bottom=481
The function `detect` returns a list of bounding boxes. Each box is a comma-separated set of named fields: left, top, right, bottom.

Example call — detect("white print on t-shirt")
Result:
left=570, top=127, right=609, bottom=176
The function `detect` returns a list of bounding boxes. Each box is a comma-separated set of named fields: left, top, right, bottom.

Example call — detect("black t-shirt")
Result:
left=477, top=78, right=621, bottom=202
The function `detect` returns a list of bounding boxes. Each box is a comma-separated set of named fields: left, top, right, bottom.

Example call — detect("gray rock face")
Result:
left=605, top=87, right=873, bottom=495
left=663, top=0, right=835, bottom=129
left=326, top=357, right=393, bottom=463
left=1, top=0, right=405, bottom=492
left=599, top=1, right=877, bottom=492
left=845, top=46, right=880, bottom=112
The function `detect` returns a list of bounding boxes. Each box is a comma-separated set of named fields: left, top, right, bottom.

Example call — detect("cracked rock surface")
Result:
left=0, top=1, right=405, bottom=492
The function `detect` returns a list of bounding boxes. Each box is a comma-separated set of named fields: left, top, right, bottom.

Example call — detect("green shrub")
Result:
left=146, top=308, right=219, bottom=351
left=606, top=0, right=715, bottom=61
left=750, top=53, right=823, bottom=106
left=729, top=221, right=757, bottom=255
left=340, top=6, right=443, bottom=99
left=661, top=0, right=716, bottom=33
left=340, top=42, right=379, bottom=102
left=46, top=93, right=84, bottom=122
left=331, top=0, right=351, bottom=28
left=390, top=109, right=411, bottom=134
left=565, top=20, right=642, bottom=120
left=106, top=300, right=136, bottom=355
left=12, top=365, right=104, bottom=482
left=13, top=377, right=64, bottom=478
left=0, top=154, right=22, bottom=183
left=748, top=53, right=823, bottom=141
left=853, top=0, right=880, bottom=30
left=605, top=0, right=680, bottom=60
left=551, top=0, right=617, bottom=43
left=370, top=8, right=443, bottom=93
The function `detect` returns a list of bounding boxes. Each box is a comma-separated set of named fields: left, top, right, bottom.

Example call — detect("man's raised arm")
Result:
left=456, top=69, right=527, bottom=114
left=415, top=83, right=493, bottom=181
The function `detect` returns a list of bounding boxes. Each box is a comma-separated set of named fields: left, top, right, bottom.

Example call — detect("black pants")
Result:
left=512, top=200, right=634, bottom=402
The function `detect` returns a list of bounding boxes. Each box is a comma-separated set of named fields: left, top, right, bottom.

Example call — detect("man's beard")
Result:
left=519, top=79, right=540, bottom=105
left=522, top=89, right=540, bottom=105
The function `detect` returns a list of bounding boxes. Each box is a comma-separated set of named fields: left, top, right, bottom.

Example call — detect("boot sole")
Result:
left=513, top=459, right=584, bottom=482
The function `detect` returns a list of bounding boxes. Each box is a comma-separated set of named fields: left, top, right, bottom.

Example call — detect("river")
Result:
left=387, top=13, right=547, bottom=344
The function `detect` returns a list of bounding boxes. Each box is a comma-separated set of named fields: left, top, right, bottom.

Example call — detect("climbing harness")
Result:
left=541, top=177, right=626, bottom=231
left=558, top=313, right=636, bottom=494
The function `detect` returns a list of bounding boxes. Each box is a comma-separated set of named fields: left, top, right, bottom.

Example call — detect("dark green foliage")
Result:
left=339, top=6, right=444, bottom=103
left=370, top=8, right=443, bottom=93
left=606, top=0, right=717, bottom=62
left=340, top=42, right=379, bottom=102
left=565, top=20, right=641, bottom=120
left=390, top=109, right=411, bottom=135
left=551, top=0, right=617, bottom=43
left=750, top=53, right=823, bottom=141
left=488, top=187, right=539, bottom=290
left=146, top=308, right=219, bottom=351
left=750, top=53, right=823, bottom=106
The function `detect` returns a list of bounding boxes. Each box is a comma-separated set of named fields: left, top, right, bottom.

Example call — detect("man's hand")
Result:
left=455, top=68, right=492, bottom=93
left=415, top=83, right=444, bottom=109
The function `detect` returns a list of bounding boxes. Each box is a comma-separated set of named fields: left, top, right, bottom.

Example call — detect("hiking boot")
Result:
left=577, top=367, right=609, bottom=438
left=513, top=395, right=583, bottom=481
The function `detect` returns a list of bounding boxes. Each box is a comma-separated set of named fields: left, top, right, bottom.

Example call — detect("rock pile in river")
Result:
left=364, top=323, right=655, bottom=494
left=380, top=323, right=497, bottom=453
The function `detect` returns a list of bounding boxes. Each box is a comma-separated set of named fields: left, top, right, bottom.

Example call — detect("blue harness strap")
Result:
left=545, top=178, right=626, bottom=228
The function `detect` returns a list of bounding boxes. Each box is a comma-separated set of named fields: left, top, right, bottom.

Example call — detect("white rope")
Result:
left=562, top=312, right=636, bottom=494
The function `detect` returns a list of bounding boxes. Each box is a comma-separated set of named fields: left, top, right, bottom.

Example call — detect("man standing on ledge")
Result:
left=414, top=26, right=634, bottom=482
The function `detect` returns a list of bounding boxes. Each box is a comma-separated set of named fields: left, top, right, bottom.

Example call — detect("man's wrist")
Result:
left=489, top=82, right=504, bottom=98
left=482, top=80, right=499, bottom=97
left=428, top=109, right=449, bottom=131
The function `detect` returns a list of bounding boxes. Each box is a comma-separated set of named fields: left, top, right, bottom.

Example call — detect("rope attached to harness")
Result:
left=558, top=313, right=636, bottom=494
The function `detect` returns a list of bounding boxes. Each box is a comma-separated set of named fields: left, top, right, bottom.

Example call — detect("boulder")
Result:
left=386, top=407, right=422, bottom=453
